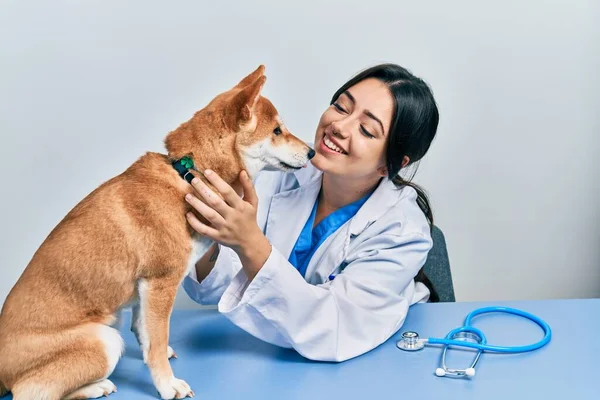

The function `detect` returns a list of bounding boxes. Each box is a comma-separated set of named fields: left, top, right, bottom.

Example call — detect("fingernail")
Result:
left=191, top=178, right=199, bottom=184
left=204, top=169, right=212, bottom=176
left=185, top=194, right=192, bottom=201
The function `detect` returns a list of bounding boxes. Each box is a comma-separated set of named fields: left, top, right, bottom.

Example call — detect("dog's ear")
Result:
left=226, top=75, right=267, bottom=131
left=234, top=65, right=265, bottom=89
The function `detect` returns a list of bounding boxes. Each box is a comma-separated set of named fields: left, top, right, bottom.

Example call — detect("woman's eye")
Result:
left=273, top=126, right=282, bottom=135
left=360, top=125, right=375, bottom=139
left=333, top=103, right=346, bottom=113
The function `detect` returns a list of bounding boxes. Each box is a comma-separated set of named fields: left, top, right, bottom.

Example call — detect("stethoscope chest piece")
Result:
left=396, top=331, right=425, bottom=351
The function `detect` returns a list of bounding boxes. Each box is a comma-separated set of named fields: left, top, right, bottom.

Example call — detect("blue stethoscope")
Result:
left=396, top=306, right=552, bottom=378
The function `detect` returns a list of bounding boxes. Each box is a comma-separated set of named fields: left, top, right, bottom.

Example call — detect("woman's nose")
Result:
left=331, top=120, right=350, bottom=139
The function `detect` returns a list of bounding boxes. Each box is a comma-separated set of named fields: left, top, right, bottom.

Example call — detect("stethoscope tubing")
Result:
left=427, top=306, right=552, bottom=353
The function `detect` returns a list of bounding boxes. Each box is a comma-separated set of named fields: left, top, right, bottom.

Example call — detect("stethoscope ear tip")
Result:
left=435, top=367, right=476, bottom=378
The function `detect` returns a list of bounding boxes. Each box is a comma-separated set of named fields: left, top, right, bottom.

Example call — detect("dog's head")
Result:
left=165, top=65, right=314, bottom=182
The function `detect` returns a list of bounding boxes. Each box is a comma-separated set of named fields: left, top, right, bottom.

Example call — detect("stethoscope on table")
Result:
left=396, top=306, right=552, bottom=378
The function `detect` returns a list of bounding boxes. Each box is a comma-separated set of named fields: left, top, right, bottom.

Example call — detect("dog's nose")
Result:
left=307, top=148, right=316, bottom=159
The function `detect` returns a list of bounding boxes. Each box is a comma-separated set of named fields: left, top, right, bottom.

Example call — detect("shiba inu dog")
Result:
left=0, top=65, right=314, bottom=400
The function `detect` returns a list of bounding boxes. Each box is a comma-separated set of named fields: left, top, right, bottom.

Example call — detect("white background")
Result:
left=1, top=0, right=598, bottom=309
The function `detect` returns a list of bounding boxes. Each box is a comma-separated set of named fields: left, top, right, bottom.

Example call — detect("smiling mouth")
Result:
left=322, top=133, right=348, bottom=155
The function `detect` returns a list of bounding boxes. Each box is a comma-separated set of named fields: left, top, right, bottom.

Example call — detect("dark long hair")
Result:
left=331, top=63, right=441, bottom=302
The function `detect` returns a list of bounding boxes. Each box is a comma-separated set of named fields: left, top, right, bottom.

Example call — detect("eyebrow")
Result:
left=342, top=90, right=386, bottom=135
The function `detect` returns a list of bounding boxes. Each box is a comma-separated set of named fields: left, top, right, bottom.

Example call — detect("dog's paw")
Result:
left=64, top=379, right=117, bottom=399
left=156, top=377, right=194, bottom=399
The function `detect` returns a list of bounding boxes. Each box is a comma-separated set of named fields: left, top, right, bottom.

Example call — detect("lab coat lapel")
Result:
left=303, top=222, right=350, bottom=284
left=264, top=170, right=322, bottom=260
left=303, top=177, right=400, bottom=283
left=349, top=178, right=399, bottom=236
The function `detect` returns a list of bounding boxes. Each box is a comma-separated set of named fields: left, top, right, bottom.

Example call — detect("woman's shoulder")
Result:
left=392, top=184, right=432, bottom=237
left=358, top=181, right=432, bottom=242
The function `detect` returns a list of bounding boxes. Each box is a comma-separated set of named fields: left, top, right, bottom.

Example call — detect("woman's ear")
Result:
left=401, top=156, right=410, bottom=168
left=378, top=156, right=410, bottom=177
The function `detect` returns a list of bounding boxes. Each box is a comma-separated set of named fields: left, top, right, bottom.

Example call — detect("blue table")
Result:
left=7, top=299, right=599, bottom=399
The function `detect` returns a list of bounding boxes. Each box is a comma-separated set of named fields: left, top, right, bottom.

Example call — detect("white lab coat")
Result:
left=182, top=161, right=433, bottom=362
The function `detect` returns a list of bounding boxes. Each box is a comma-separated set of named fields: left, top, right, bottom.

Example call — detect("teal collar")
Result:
left=171, top=156, right=197, bottom=183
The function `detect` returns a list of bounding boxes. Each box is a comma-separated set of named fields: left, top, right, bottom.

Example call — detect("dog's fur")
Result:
left=0, top=65, right=313, bottom=400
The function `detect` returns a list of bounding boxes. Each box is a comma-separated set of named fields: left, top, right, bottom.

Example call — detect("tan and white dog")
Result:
left=0, top=65, right=314, bottom=400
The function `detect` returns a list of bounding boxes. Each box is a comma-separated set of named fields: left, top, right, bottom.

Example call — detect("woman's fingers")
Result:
left=240, top=171, right=258, bottom=208
left=185, top=193, right=225, bottom=228
left=190, top=176, right=231, bottom=217
left=203, top=170, right=244, bottom=208
left=186, top=211, right=220, bottom=240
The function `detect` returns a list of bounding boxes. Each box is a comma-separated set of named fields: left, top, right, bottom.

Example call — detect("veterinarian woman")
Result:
left=182, top=63, right=439, bottom=362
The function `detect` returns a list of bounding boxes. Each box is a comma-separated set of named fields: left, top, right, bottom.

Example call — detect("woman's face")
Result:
left=311, top=78, right=394, bottom=181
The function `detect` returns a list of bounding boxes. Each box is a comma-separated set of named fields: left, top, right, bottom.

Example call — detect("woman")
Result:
left=182, top=63, right=439, bottom=362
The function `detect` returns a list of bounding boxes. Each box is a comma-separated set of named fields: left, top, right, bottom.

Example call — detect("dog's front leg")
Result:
left=141, top=278, right=193, bottom=399
left=132, top=285, right=177, bottom=363
left=131, top=301, right=149, bottom=363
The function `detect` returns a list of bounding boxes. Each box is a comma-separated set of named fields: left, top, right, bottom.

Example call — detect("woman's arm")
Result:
left=183, top=169, right=283, bottom=306
left=194, top=242, right=220, bottom=282
left=183, top=242, right=242, bottom=305
left=184, top=169, right=272, bottom=281
left=218, top=232, right=432, bottom=362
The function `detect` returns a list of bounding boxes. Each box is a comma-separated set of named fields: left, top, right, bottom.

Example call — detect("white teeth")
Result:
left=323, top=136, right=345, bottom=154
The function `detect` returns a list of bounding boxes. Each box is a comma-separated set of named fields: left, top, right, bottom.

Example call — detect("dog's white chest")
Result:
left=186, top=236, right=214, bottom=274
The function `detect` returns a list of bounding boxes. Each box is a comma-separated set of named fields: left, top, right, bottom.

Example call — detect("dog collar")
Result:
left=171, top=156, right=197, bottom=184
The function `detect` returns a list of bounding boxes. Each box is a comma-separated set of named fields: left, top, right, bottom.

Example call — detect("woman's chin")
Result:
left=309, top=153, right=327, bottom=169
left=310, top=154, right=339, bottom=174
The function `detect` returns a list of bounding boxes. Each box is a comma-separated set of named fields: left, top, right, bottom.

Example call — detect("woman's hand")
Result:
left=185, top=170, right=272, bottom=280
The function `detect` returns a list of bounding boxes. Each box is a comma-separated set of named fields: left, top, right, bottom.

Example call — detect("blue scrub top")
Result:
left=288, top=191, right=371, bottom=277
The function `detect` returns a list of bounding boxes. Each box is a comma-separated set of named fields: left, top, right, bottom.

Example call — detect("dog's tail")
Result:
left=0, top=380, right=8, bottom=397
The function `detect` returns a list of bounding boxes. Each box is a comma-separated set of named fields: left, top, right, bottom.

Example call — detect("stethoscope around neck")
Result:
left=396, top=306, right=552, bottom=378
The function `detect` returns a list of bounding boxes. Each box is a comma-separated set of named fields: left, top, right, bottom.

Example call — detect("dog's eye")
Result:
left=273, top=126, right=282, bottom=135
